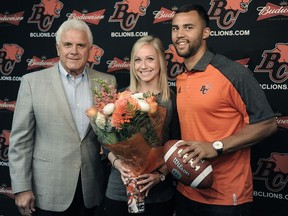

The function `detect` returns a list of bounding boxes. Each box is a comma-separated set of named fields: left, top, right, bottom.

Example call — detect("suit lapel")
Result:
left=49, top=64, right=79, bottom=137
left=83, top=68, right=96, bottom=139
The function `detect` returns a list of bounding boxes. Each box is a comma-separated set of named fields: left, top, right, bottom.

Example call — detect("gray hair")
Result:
left=55, top=19, right=93, bottom=46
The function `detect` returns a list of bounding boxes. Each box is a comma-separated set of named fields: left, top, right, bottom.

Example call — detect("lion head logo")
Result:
left=225, top=0, right=251, bottom=12
left=165, top=44, right=184, bottom=64
left=270, top=153, right=288, bottom=174
left=87, top=45, right=104, bottom=68
left=271, top=43, right=288, bottom=63
left=41, top=0, right=63, bottom=17
left=1, top=44, right=24, bottom=62
left=122, top=0, right=150, bottom=15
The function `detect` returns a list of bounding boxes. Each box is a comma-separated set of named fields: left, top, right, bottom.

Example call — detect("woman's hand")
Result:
left=136, top=172, right=162, bottom=196
left=113, top=158, right=131, bottom=185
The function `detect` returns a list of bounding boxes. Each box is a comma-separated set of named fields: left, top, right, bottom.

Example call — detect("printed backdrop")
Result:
left=0, top=0, right=287, bottom=215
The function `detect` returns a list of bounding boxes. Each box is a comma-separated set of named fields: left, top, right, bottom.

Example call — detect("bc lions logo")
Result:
left=28, top=0, right=63, bottom=32
left=255, top=43, right=288, bottom=83
left=87, top=45, right=104, bottom=68
left=165, top=44, right=184, bottom=82
left=109, top=0, right=150, bottom=31
left=0, top=130, right=10, bottom=162
left=0, top=130, right=10, bottom=146
left=0, top=44, right=24, bottom=76
left=254, top=152, right=288, bottom=192
left=208, top=0, right=251, bottom=29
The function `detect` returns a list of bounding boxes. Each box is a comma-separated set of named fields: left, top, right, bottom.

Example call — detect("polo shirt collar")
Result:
left=182, top=49, right=215, bottom=73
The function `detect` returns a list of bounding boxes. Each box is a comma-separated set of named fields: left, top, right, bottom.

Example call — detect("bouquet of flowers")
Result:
left=86, top=78, right=166, bottom=213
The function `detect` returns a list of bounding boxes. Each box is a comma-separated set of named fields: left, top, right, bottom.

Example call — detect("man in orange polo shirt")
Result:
left=171, top=3, right=277, bottom=216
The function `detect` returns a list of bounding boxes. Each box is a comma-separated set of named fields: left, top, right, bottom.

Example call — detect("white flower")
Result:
left=95, top=112, right=106, bottom=129
left=103, top=103, right=115, bottom=115
left=138, top=100, right=150, bottom=112
left=132, top=93, right=144, bottom=100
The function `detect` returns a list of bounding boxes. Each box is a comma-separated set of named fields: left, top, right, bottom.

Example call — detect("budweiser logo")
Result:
left=0, top=100, right=16, bottom=111
left=27, top=56, right=59, bottom=70
left=153, top=7, right=175, bottom=24
left=68, top=9, right=105, bottom=25
left=257, top=3, right=288, bottom=20
left=276, top=116, right=288, bottom=129
left=0, top=11, right=24, bottom=25
left=0, top=187, right=15, bottom=199
left=107, top=57, right=130, bottom=72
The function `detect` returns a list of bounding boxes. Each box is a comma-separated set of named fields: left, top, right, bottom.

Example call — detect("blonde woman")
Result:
left=105, top=35, right=180, bottom=216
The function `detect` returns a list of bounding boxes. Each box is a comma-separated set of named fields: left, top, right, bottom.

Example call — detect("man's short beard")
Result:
left=176, top=48, right=196, bottom=59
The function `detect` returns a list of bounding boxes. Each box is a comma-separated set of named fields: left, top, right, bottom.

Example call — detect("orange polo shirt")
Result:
left=176, top=50, right=275, bottom=205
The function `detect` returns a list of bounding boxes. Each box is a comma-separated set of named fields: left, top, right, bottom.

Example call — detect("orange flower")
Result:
left=86, top=106, right=98, bottom=118
left=149, top=101, right=158, bottom=114
left=117, top=90, right=132, bottom=101
left=145, top=95, right=156, bottom=104
left=111, top=98, right=139, bottom=129
left=145, top=96, right=157, bottom=114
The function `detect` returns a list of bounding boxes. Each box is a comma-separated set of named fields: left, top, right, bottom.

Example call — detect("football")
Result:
left=164, top=140, right=213, bottom=189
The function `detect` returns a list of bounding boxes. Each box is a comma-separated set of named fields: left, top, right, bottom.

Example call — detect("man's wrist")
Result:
left=155, top=170, right=166, bottom=181
left=212, top=140, right=224, bottom=156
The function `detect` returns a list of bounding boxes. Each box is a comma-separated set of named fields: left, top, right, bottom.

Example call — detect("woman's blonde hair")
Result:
left=129, top=35, right=170, bottom=102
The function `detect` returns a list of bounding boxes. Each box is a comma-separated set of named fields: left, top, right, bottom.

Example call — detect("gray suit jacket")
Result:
left=8, top=63, right=116, bottom=211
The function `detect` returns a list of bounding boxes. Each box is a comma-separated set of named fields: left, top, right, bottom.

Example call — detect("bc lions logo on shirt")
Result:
left=200, top=84, right=212, bottom=94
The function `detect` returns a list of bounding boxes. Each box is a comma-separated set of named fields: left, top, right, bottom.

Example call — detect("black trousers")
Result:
left=175, top=191, right=252, bottom=216
left=104, top=196, right=175, bottom=216
left=34, top=176, right=105, bottom=216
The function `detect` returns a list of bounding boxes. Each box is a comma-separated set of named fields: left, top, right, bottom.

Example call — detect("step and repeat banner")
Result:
left=1, top=0, right=287, bottom=215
